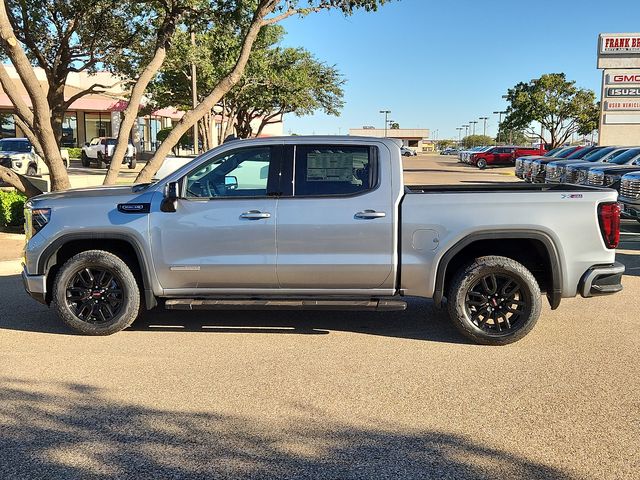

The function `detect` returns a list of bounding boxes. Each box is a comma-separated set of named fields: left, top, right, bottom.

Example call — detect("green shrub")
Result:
left=0, top=190, right=26, bottom=227
left=67, top=147, right=82, bottom=159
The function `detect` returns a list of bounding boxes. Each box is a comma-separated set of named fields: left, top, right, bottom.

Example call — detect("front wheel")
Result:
left=447, top=256, right=542, bottom=345
left=476, top=158, right=487, bottom=169
left=52, top=250, right=141, bottom=335
left=128, top=157, right=137, bottom=169
left=81, top=152, right=90, bottom=167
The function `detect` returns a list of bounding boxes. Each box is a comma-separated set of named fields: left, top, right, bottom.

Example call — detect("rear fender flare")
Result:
left=433, top=230, right=562, bottom=310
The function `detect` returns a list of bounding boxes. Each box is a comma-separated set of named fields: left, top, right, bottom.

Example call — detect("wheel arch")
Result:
left=433, top=230, right=562, bottom=310
left=39, top=233, right=157, bottom=309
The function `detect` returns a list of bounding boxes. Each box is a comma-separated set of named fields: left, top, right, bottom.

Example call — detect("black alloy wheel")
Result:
left=464, top=273, right=527, bottom=333
left=52, top=250, right=141, bottom=335
left=447, top=255, right=541, bottom=345
left=66, top=267, right=124, bottom=324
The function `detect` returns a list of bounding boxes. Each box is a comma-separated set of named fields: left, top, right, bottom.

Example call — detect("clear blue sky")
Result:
left=279, top=0, right=640, bottom=139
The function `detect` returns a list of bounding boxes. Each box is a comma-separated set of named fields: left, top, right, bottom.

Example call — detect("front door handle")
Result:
left=240, top=210, right=271, bottom=220
left=355, top=210, right=386, bottom=219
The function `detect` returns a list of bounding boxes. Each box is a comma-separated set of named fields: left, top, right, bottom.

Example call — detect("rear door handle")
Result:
left=240, top=210, right=271, bottom=220
left=355, top=210, right=386, bottom=219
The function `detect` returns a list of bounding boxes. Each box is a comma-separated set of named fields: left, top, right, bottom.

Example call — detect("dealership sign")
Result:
left=606, top=87, right=640, bottom=97
left=604, top=101, right=640, bottom=111
left=601, top=35, right=640, bottom=54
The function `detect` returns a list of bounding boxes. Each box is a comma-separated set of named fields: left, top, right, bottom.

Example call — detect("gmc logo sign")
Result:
left=607, top=73, right=640, bottom=84
left=614, top=75, right=640, bottom=83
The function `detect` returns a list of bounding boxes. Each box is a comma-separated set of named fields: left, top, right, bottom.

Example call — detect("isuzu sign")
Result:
left=606, top=87, right=640, bottom=97
left=606, top=73, right=640, bottom=84
left=601, top=35, right=640, bottom=54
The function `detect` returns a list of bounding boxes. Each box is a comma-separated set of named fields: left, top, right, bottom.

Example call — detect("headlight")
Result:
left=13, top=161, right=22, bottom=168
left=604, top=175, right=619, bottom=185
left=25, top=205, right=51, bottom=240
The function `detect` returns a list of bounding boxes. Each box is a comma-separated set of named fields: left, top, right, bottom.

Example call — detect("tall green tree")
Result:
left=0, top=0, right=199, bottom=192
left=501, top=73, right=599, bottom=149
left=495, top=128, right=531, bottom=146
left=136, top=0, right=392, bottom=184
left=151, top=24, right=345, bottom=143
left=461, top=134, right=495, bottom=148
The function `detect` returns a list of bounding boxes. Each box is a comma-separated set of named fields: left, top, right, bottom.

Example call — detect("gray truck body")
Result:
left=23, top=136, right=622, bottom=314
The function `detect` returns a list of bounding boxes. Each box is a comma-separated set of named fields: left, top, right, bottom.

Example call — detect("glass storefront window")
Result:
left=61, top=113, right=78, bottom=147
left=84, top=112, right=112, bottom=142
left=0, top=112, right=16, bottom=138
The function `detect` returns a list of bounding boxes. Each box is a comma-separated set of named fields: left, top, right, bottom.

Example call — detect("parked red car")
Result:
left=470, top=146, right=547, bottom=169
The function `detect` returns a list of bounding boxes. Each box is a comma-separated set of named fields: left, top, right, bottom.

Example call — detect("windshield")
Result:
left=555, top=147, right=579, bottom=158
left=566, top=147, right=595, bottom=159
left=609, top=148, right=640, bottom=165
left=582, top=147, right=618, bottom=162
left=0, top=140, right=31, bottom=153
left=544, top=147, right=563, bottom=157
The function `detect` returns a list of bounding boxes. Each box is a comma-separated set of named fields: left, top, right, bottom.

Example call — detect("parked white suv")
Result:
left=81, top=137, right=136, bottom=169
left=0, top=137, right=69, bottom=176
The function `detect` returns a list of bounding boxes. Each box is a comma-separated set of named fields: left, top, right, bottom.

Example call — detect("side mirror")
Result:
left=161, top=181, right=179, bottom=212
left=84, top=142, right=89, bottom=147
left=225, top=175, right=238, bottom=190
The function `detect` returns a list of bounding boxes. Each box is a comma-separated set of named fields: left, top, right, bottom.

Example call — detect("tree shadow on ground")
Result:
left=0, top=377, right=575, bottom=480
left=0, top=274, right=468, bottom=344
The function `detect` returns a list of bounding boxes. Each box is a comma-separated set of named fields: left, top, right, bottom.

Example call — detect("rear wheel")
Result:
left=81, top=152, right=90, bottom=167
left=97, top=152, right=105, bottom=169
left=447, top=256, right=541, bottom=345
left=52, top=250, right=141, bottom=335
left=26, top=165, right=37, bottom=176
left=476, top=158, right=488, bottom=169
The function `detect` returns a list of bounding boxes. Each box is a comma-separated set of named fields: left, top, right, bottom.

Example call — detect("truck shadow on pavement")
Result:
left=0, top=274, right=469, bottom=344
left=0, top=377, right=576, bottom=480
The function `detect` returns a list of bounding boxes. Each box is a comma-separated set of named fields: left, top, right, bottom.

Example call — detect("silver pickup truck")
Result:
left=22, top=137, right=625, bottom=345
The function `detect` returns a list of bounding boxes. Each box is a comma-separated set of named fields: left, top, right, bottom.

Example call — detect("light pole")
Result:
left=456, top=127, right=463, bottom=146
left=493, top=111, right=506, bottom=143
left=462, top=124, right=469, bottom=146
left=479, top=117, right=489, bottom=137
left=380, top=110, right=391, bottom=137
left=469, top=121, right=478, bottom=136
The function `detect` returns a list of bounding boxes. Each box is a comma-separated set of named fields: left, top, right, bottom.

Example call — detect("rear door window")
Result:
left=293, top=145, right=376, bottom=196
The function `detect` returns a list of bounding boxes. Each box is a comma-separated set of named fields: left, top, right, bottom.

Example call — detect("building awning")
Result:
left=0, top=91, right=184, bottom=119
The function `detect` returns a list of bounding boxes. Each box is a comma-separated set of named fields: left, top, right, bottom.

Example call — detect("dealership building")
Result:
left=348, top=127, right=431, bottom=151
left=0, top=66, right=282, bottom=153
left=597, top=33, right=640, bottom=145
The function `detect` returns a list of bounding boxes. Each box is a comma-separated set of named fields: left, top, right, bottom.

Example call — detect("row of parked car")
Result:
left=515, top=145, right=640, bottom=221
left=456, top=145, right=547, bottom=169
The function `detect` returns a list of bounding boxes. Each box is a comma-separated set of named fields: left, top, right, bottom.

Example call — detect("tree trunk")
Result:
left=136, top=2, right=276, bottom=184
left=103, top=45, right=168, bottom=185
left=48, top=82, right=66, bottom=147
left=0, top=165, right=43, bottom=198
left=0, top=2, right=69, bottom=191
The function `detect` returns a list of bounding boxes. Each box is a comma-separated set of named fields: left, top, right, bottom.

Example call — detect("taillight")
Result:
left=598, top=202, right=621, bottom=249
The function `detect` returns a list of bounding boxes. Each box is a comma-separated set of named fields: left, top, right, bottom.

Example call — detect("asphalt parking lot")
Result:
left=0, top=154, right=638, bottom=479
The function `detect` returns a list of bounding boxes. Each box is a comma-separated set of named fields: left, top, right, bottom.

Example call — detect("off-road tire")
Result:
left=52, top=250, right=141, bottom=335
left=97, top=152, right=105, bottom=169
left=26, top=165, right=37, bottom=176
left=128, top=157, right=137, bottom=169
left=81, top=152, right=90, bottom=167
left=447, top=255, right=542, bottom=345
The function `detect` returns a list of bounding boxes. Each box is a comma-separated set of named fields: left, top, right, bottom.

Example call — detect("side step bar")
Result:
left=165, top=299, right=407, bottom=312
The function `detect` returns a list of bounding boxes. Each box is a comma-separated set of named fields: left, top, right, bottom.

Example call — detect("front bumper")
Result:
left=21, top=265, right=47, bottom=304
left=579, top=262, right=625, bottom=298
